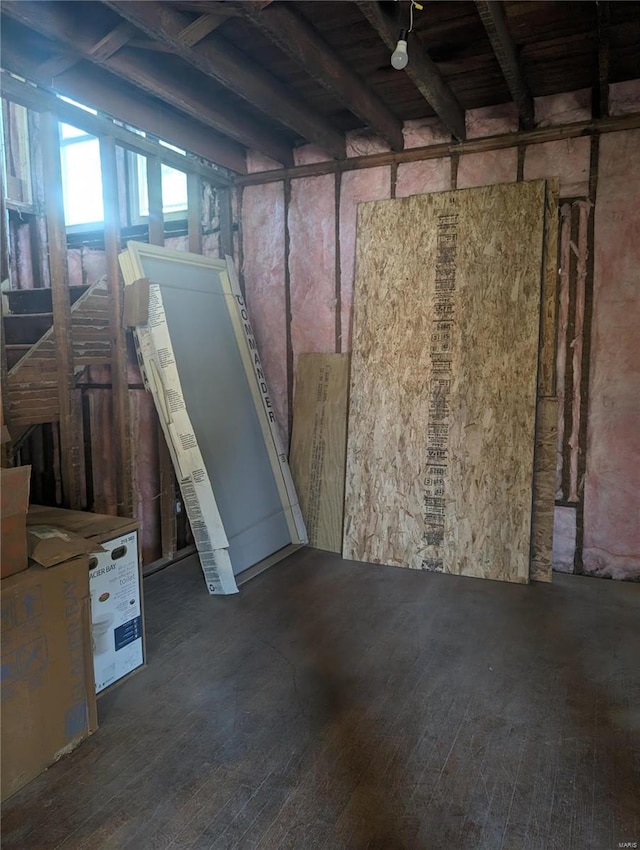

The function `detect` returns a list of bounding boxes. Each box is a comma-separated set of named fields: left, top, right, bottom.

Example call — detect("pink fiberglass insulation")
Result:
left=246, top=150, right=283, bottom=173
left=396, top=159, right=451, bottom=198
left=524, top=137, right=591, bottom=198
left=339, top=167, right=391, bottom=352
left=583, top=129, right=640, bottom=579
left=534, top=88, right=592, bottom=127
left=202, top=231, right=220, bottom=260
left=345, top=130, right=390, bottom=158
left=609, top=79, right=640, bottom=116
left=67, top=248, right=83, bottom=288
left=241, top=181, right=288, bottom=445
left=553, top=506, right=577, bottom=573
left=288, top=174, right=336, bottom=365
left=465, top=103, right=519, bottom=138
left=294, top=145, right=333, bottom=166
left=81, top=249, right=107, bottom=286
left=457, top=148, right=518, bottom=190
left=402, top=117, right=451, bottom=148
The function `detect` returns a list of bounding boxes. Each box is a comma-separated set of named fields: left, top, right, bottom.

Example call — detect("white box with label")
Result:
left=89, top=529, right=143, bottom=694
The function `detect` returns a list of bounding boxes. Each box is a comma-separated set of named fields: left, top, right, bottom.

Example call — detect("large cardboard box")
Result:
left=1, top=557, right=98, bottom=801
left=1, top=466, right=31, bottom=579
left=28, top=507, right=145, bottom=695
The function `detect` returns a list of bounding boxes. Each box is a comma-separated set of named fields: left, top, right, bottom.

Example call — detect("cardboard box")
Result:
left=28, top=507, right=145, bottom=695
left=1, top=557, right=98, bottom=802
left=1, top=466, right=31, bottom=579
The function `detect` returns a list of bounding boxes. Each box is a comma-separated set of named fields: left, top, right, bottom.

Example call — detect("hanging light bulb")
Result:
left=391, top=28, right=409, bottom=70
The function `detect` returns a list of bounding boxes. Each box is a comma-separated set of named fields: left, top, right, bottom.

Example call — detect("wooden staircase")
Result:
left=4, top=278, right=112, bottom=430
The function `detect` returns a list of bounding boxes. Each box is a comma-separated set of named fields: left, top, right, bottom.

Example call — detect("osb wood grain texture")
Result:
left=531, top=398, right=558, bottom=582
left=290, top=354, right=349, bottom=553
left=343, top=181, right=546, bottom=583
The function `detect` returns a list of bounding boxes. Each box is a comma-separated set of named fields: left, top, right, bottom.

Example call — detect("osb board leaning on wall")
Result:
left=343, top=181, right=547, bottom=583
left=290, top=354, right=350, bottom=553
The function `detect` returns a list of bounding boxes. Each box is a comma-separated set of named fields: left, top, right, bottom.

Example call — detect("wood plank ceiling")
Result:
left=1, top=1, right=639, bottom=173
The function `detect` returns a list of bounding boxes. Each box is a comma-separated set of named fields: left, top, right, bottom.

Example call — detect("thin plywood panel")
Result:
left=289, top=354, right=349, bottom=553
left=528, top=177, right=560, bottom=583
left=531, top=397, right=558, bottom=582
left=344, top=181, right=546, bottom=583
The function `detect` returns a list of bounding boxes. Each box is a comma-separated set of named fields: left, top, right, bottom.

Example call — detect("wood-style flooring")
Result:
left=2, top=548, right=639, bottom=849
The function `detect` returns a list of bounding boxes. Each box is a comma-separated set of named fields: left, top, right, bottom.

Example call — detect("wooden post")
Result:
left=40, top=111, right=82, bottom=507
left=146, top=155, right=164, bottom=247
left=146, top=155, right=177, bottom=559
left=217, top=185, right=233, bottom=259
left=100, top=135, right=133, bottom=517
left=187, top=172, right=202, bottom=254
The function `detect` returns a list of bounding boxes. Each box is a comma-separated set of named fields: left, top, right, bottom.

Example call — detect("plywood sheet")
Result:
left=343, top=181, right=546, bottom=583
left=531, top=397, right=558, bottom=582
left=289, top=354, right=349, bottom=553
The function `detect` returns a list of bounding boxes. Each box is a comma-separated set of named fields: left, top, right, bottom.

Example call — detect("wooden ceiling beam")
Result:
left=236, top=2, right=404, bottom=151
left=476, top=1, right=534, bottom=130
left=35, top=52, right=79, bottom=79
left=1, top=42, right=246, bottom=175
left=34, top=21, right=137, bottom=82
left=1, top=68, right=238, bottom=182
left=127, top=39, right=174, bottom=52
left=103, top=0, right=346, bottom=158
left=1, top=1, right=294, bottom=166
left=176, top=13, right=229, bottom=48
left=355, top=1, right=466, bottom=142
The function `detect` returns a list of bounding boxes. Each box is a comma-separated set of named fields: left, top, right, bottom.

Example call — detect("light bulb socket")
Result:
left=399, top=28, right=409, bottom=41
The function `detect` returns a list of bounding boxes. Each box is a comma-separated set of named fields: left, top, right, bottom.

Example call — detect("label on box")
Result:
left=89, top=531, right=143, bottom=694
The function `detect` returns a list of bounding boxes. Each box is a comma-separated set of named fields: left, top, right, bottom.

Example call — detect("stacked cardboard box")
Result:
left=27, top=507, right=145, bottom=696
left=1, top=473, right=145, bottom=801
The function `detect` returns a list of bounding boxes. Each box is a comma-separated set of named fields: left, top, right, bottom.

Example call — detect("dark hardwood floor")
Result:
left=2, top=548, right=639, bottom=850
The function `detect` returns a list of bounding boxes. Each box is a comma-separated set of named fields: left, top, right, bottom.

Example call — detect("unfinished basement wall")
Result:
left=239, top=82, right=640, bottom=580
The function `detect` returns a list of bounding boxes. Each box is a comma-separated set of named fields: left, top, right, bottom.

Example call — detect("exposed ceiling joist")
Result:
left=176, top=13, right=229, bottom=48
left=35, top=20, right=137, bottom=81
left=355, top=1, right=466, bottom=142
left=476, top=1, right=534, bottom=130
left=1, top=1, right=294, bottom=166
left=103, top=0, right=346, bottom=159
left=1, top=38, right=246, bottom=174
left=88, top=19, right=137, bottom=61
left=35, top=53, right=80, bottom=80
left=236, top=2, right=404, bottom=151
left=0, top=70, right=235, bottom=184
left=127, top=39, right=174, bottom=52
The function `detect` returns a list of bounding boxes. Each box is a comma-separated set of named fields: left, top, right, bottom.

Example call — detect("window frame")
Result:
left=58, top=119, right=189, bottom=235
left=58, top=123, right=106, bottom=233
